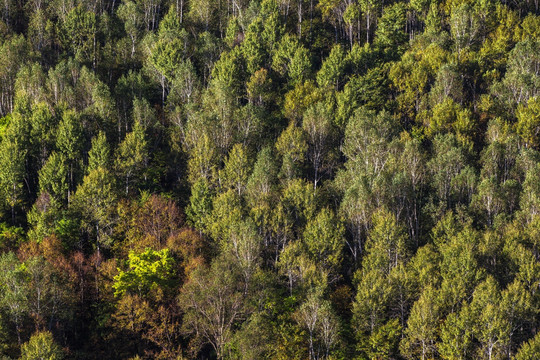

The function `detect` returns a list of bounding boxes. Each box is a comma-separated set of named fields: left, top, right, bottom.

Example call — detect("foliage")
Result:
left=0, top=1, right=537, bottom=359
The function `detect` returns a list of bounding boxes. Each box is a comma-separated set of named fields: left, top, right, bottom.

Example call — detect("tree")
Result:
left=492, top=40, right=540, bottom=110
left=374, top=2, right=407, bottom=57
left=515, top=332, right=540, bottom=360
left=136, top=0, right=164, bottom=31
left=72, top=167, right=117, bottom=254
left=520, top=163, right=540, bottom=224
left=428, top=133, right=475, bottom=209
left=500, top=279, right=536, bottom=357
left=87, top=131, right=111, bottom=173
left=246, top=68, right=274, bottom=107
left=283, top=80, right=322, bottom=122
left=0, top=252, right=28, bottom=345
left=361, top=317, right=402, bottom=360
left=0, top=35, right=30, bottom=116
left=179, top=255, right=248, bottom=359
left=219, top=143, right=251, bottom=196
left=438, top=225, right=485, bottom=314
left=439, top=305, right=474, bottom=360
left=223, top=219, right=262, bottom=286
left=29, top=102, right=56, bottom=168
left=400, top=286, right=440, bottom=360
left=56, top=110, right=83, bottom=202
left=241, top=17, right=266, bottom=75
left=115, top=119, right=148, bottom=196
left=276, top=122, right=307, bottom=181
left=23, top=255, right=73, bottom=332
left=208, top=47, right=244, bottom=99
left=316, top=45, right=346, bottom=90
left=294, top=290, right=340, bottom=360
left=168, top=59, right=199, bottom=108
left=246, top=146, right=278, bottom=206
left=302, top=102, right=337, bottom=188
left=272, top=34, right=312, bottom=86
left=60, top=5, right=99, bottom=68
left=470, top=277, right=510, bottom=360
left=449, top=2, right=483, bottom=58
left=20, top=331, right=63, bottom=360
left=399, top=134, right=426, bottom=243
left=149, top=6, right=188, bottom=103
left=337, top=109, right=401, bottom=262
left=188, top=0, right=220, bottom=31
left=113, top=248, right=176, bottom=298
left=38, top=152, right=68, bottom=204
left=358, top=0, right=378, bottom=43
left=364, top=208, right=409, bottom=275
left=353, top=267, right=393, bottom=335
left=120, top=193, right=185, bottom=252
left=0, top=128, right=27, bottom=224
left=117, top=1, right=143, bottom=59
left=516, top=96, right=540, bottom=148
left=186, top=178, right=213, bottom=233
left=302, top=208, right=344, bottom=279
left=26, top=193, right=63, bottom=243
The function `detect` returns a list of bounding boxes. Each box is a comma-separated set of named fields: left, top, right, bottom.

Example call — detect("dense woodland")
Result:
left=0, top=0, right=539, bottom=359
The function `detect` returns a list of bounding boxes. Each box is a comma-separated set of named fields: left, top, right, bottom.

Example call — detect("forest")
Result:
left=0, top=0, right=539, bottom=359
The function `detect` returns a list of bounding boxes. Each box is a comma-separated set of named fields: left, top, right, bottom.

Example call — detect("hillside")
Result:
left=0, top=0, right=539, bottom=359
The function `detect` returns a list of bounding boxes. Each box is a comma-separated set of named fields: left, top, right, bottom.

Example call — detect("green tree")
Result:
left=337, top=109, right=400, bottom=261
left=0, top=35, right=30, bottom=116
left=276, top=122, right=307, bottom=181
left=186, top=178, right=213, bottom=233
left=428, top=134, right=476, bottom=209
left=0, top=130, right=27, bottom=224
left=353, top=268, right=392, bottom=335
left=358, top=0, right=378, bottom=43
left=520, top=163, right=540, bottom=224
left=439, top=305, right=474, bottom=360
left=115, top=120, right=148, bottom=196
left=55, top=110, right=83, bottom=202
left=20, top=331, right=63, bottom=360
left=364, top=208, right=409, bottom=275
left=272, top=34, right=312, bottom=85
left=206, top=189, right=244, bottom=243
left=117, top=1, right=143, bottom=59
left=516, top=96, right=540, bottom=148
left=294, top=290, right=340, bottom=359
left=302, top=208, right=344, bottom=279
left=186, top=131, right=218, bottom=185
left=219, top=143, right=252, bottom=196
left=149, top=6, right=187, bottom=103
left=492, top=40, right=540, bottom=111
left=241, top=17, right=266, bottom=75
left=113, top=248, right=176, bottom=298
left=72, top=167, right=117, bottom=254
left=60, top=5, right=99, bottom=67
left=400, top=286, right=441, bottom=360
left=515, top=332, right=540, bottom=360
left=438, top=226, right=485, bottom=313
left=179, top=255, right=248, bottom=360
left=0, top=252, right=27, bottom=345
left=29, top=102, right=56, bottom=168
left=38, top=152, right=68, bottom=204
left=87, top=131, right=110, bottom=173
left=449, top=2, right=484, bottom=58
left=361, top=318, right=402, bottom=360
left=316, top=44, right=346, bottom=90
left=374, top=2, right=407, bottom=57
left=302, top=102, right=337, bottom=188
left=470, top=277, right=510, bottom=360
